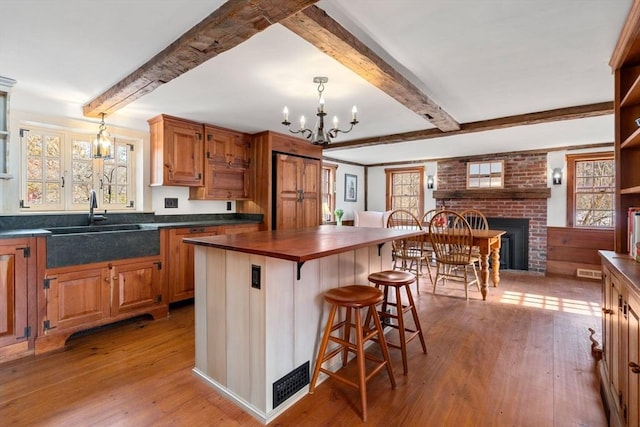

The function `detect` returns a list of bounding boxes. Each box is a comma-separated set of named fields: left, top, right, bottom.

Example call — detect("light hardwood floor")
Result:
left=0, top=272, right=606, bottom=426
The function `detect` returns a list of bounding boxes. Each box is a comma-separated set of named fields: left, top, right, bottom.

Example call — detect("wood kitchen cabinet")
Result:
left=167, top=225, right=220, bottom=303
left=148, top=114, right=204, bottom=187
left=204, top=125, right=250, bottom=168
left=166, top=223, right=259, bottom=303
left=600, top=251, right=640, bottom=427
left=190, top=125, right=251, bottom=200
left=237, top=131, right=322, bottom=230
left=37, top=255, right=167, bottom=354
left=0, top=237, right=36, bottom=363
left=275, top=153, right=320, bottom=230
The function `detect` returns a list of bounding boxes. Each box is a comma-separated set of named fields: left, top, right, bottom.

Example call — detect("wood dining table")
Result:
left=418, top=228, right=506, bottom=300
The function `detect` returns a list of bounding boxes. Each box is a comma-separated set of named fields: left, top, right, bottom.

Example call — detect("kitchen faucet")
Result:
left=88, top=189, right=107, bottom=225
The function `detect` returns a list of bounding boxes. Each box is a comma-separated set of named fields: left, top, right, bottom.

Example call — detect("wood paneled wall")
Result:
left=546, top=226, right=614, bottom=277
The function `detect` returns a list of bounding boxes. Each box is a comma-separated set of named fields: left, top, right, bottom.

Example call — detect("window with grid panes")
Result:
left=21, top=126, right=136, bottom=211
left=467, top=161, right=504, bottom=188
left=321, top=164, right=337, bottom=222
left=385, top=166, right=424, bottom=218
left=566, top=153, right=614, bottom=228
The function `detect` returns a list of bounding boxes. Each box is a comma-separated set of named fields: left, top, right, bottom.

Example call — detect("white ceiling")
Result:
left=0, top=0, right=632, bottom=165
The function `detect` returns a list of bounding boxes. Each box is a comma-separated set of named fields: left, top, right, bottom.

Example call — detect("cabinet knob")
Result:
left=629, top=362, right=640, bottom=374
left=602, top=308, right=614, bottom=315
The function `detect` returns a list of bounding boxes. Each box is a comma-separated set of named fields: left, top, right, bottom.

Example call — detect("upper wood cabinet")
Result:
left=204, top=125, right=250, bottom=168
left=190, top=125, right=251, bottom=200
left=148, top=114, right=204, bottom=187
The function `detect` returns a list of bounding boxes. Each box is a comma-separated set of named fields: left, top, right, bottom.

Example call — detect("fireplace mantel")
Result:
left=433, top=188, right=551, bottom=199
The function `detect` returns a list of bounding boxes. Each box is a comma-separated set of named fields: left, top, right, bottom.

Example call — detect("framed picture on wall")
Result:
left=344, top=174, right=357, bottom=202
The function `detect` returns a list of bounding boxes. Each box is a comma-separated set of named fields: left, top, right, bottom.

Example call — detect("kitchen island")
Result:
left=184, top=225, right=423, bottom=423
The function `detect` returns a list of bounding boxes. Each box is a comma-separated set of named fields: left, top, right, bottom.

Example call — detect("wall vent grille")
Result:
left=273, top=361, right=309, bottom=409
left=576, top=268, right=602, bottom=280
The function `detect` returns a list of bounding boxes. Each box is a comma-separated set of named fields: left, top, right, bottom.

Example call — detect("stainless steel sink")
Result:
left=46, top=224, right=160, bottom=268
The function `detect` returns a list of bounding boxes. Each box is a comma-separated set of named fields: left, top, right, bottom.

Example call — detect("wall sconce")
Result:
left=426, top=175, right=434, bottom=189
left=552, top=168, right=563, bottom=185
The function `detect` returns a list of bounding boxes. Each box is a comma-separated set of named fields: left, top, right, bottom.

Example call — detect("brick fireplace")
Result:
left=433, top=152, right=549, bottom=273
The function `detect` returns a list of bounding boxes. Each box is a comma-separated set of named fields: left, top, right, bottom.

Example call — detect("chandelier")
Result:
left=281, top=76, right=358, bottom=145
left=93, top=113, right=112, bottom=159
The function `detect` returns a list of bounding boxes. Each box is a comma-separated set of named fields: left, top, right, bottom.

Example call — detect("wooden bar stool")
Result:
left=367, top=270, right=427, bottom=375
left=309, top=285, right=396, bottom=422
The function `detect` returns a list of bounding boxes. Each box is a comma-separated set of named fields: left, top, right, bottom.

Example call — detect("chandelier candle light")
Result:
left=281, top=76, right=358, bottom=146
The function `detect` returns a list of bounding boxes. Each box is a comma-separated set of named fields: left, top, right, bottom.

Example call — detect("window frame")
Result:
left=565, top=152, right=615, bottom=228
left=321, top=163, right=338, bottom=223
left=20, top=125, right=138, bottom=212
left=385, top=166, right=425, bottom=219
left=467, top=160, right=504, bottom=189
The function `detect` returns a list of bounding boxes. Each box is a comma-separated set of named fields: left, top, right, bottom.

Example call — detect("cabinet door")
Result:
left=164, top=119, right=204, bottom=186
left=275, top=154, right=320, bottom=230
left=627, top=291, right=640, bottom=427
left=300, top=157, right=320, bottom=228
left=168, top=227, right=220, bottom=303
left=112, top=260, right=163, bottom=316
left=611, top=273, right=623, bottom=411
left=0, top=244, right=28, bottom=347
left=206, top=166, right=250, bottom=200
left=205, top=126, right=249, bottom=168
left=43, top=267, right=110, bottom=333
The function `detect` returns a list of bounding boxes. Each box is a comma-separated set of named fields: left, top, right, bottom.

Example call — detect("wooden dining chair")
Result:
left=386, top=209, right=425, bottom=295
left=429, top=210, right=480, bottom=300
left=459, top=208, right=488, bottom=267
left=419, top=209, right=439, bottom=284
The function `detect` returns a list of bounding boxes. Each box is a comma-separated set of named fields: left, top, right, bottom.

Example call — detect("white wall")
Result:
left=366, top=161, right=437, bottom=213
left=330, top=162, right=365, bottom=221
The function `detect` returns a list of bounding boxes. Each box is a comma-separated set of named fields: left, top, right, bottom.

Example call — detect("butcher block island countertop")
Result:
left=183, top=224, right=424, bottom=262
left=183, top=225, right=422, bottom=424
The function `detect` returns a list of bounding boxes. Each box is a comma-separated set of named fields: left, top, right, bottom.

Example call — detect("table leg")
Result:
left=479, top=253, right=490, bottom=300
left=491, top=246, right=501, bottom=287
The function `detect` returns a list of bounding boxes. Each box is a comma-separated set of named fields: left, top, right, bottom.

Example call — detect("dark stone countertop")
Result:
left=0, top=213, right=263, bottom=239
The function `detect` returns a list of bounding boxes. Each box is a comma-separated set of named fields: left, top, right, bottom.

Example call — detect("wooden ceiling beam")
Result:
left=280, top=5, right=460, bottom=132
left=82, top=0, right=319, bottom=118
left=323, top=101, right=613, bottom=151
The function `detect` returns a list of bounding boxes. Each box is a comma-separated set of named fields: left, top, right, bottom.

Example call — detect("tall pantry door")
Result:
left=274, top=153, right=320, bottom=230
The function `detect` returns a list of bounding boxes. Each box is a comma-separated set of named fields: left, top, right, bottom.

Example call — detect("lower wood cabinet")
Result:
left=0, top=237, right=36, bottom=363
left=166, top=223, right=259, bottom=303
left=167, top=226, right=221, bottom=303
left=600, top=251, right=640, bottom=427
left=36, top=255, right=167, bottom=354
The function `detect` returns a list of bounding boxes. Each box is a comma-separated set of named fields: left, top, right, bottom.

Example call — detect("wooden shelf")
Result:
left=621, top=71, right=640, bottom=106
left=622, top=125, right=640, bottom=148
left=433, top=188, right=551, bottom=199
left=621, top=185, right=640, bottom=194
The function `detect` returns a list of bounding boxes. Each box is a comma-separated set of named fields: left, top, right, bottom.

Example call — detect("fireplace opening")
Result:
left=485, top=217, right=529, bottom=270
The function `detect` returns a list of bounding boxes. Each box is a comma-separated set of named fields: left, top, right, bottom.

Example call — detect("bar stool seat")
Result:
left=309, top=285, right=396, bottom=422
left=367, top=270, right=427, bottom=375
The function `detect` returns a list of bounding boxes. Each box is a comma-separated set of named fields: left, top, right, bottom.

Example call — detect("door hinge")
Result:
left=43, top=278, right=52, bottom=289
left=16, top=326, right=31, bottom=340
left=19, top=199, right=30, bottom=209
left=156, top=294, right=163, bottom=303
left=43, top=320, right=51, bottom=331
left=17, top=246, right=30, bottom=258
left=154, top=261, right=162, bottom=270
